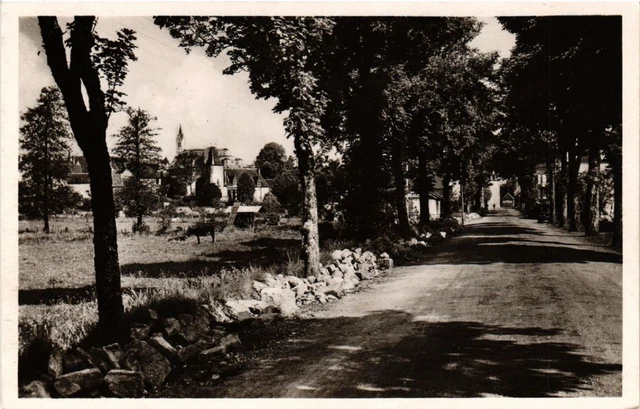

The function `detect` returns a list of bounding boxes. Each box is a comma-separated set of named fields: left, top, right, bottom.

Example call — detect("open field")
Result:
left=19, top=216, right=303, bottom=292
left=18, top=215, right=310, bottom=353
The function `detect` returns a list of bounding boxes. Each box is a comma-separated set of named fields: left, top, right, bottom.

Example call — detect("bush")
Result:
left=366, top=235, right=396, bottom=257
left=80, top=197, right=92, bottom=211
left=157, top=204, right=177, bottom=234
left=132, top=222, right=150, bottom=234
left=430, top=217, right=462, bottom=234
left=261, top=193, right=281, bottom=214
left=237, top=173, right=256, bottom=204
left=195, top=179, right=222, bottom=207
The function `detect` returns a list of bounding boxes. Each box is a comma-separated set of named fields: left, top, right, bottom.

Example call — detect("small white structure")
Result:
left=406, top=192, right=443, bottom=220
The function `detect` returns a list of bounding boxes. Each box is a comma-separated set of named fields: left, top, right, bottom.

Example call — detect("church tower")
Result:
left=176, top=125, right=184, bottom=154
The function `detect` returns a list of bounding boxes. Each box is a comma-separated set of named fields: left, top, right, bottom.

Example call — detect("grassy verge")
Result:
left=18, top=217, right=332, bottom=358
left=18, top=215, right=453, bottom=373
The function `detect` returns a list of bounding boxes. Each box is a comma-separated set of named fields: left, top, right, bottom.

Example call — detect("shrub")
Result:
left=157, top=204, right=177, bottom=234
left=237, top=173, right=256, bottom=204
left=132, top=222, right=150, bottom=234
left=366, top=235, right=396, bottom=257
left=261, top=193, right=281, bottom=214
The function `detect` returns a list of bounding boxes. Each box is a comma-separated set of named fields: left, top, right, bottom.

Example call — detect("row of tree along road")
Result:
left=29, top=16, right=621, bottom=339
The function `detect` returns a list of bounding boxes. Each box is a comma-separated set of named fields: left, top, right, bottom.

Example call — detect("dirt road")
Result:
left=158, top=210, right=622, bottom=398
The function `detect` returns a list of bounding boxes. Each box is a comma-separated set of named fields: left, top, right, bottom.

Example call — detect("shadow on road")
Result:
left=158, top=310, right=621, bottom=398
left=419, top=220, right=622, bottom=265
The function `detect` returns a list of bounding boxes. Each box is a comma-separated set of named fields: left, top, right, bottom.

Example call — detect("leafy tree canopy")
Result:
left=237, top=172, right=256, bottom=204
left=255, top=142, right=287, bottom=179
left=19, top=86, right=79, bottom=229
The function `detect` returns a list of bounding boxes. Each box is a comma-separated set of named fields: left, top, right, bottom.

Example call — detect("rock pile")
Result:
left=21, top=249, right=400, bottom=398
left=224, top=249, right=393, bottom=320
left=21, top=306, right=241, bottom=398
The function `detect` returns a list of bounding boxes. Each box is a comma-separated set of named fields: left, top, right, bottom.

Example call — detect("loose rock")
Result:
left=220, top=333, right=242, bottom=351
left=261, top=287, right=298, bottom=317
left=101, top=343, right=123, bottom=369
left=47, top=349, right=64, bottom=377
left=130, top=322, right=150, bottom=340
left=162, top=318, right=181, bottom=339
left=54, top=368, right=103, bottom=397
left=148, top=333, right=180, bottom=364
left=378, top=258, right=393, bottom=270
left=104, top=369, right=144, bottom=398
left=22, top=380, right=50, bottom=398
left=119, top=340, right=172, bottom=387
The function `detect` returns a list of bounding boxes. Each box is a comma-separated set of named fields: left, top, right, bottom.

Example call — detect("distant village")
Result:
left=67, top=125, right=271, bottom=210
left=63, top=125, right=612, bottom=223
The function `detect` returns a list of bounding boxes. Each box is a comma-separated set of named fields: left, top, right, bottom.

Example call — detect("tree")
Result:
left=499, top=16, right=622, bottom=237
left=482, top=185, right=493, bottom=209
left=195, top=177, right=222, bottom=207
left=112, top=107, right=161, bottom=230
left=155, top=17, right=334, bottom=276
left=315, top=158, right=346, bottom=221
left=255, top=142, right=287, bottom=179
left=38, top=17, right=137, bottom=337
left=260, top=192, right=281, bottom=214
left=115, top=178, right=158, bottom=227
left=320, top=17, right=485, bottom=238
left=165, top=150, right=207, bottom=199
left=161, top=167, right=188, bottom=199
left=19, top=181, right=83, bottom=221
left=394, top=46, right=498, bottom=224
left=237, top=173, right=256, bottom=204
left=19, top=86, right=78, bottom=231
left=270, top=157, right=302, bottom=215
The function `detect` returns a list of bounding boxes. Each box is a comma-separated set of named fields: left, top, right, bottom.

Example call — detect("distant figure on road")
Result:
left=493, top=204, right=496, bottom=210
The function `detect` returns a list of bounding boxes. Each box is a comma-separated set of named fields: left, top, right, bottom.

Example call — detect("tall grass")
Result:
left=19, top=302, right=99, bottom=354
left=18, top=217, right=314, bottom=376
left=122, top=267, right=263, bottom=312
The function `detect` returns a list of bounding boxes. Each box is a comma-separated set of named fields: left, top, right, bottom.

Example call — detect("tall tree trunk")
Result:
left=441, top=173, right=451, bottom=218
left=43, top=129, right=51, bottom=233
left=43, top=178, right=50, bottom=234
left=583, top=132, right=601, bottom=235
left=294, top=137, right=320, bottom=276
left=547, top=155, right=556, bottom=225
left=84, top=139, right=124, bottom=340
left=391, top=138, right=411, bottom=238
left=417, top=150, right=431, bottom=226
left=612, top=153, right=622, bottom=247
left=556, top=152, right=567, bottom=226
left=39, top=16, right=124, bottom=339
left=566, top=146, right=580, bottom=231
left=460, top=180, right=465, bottom=227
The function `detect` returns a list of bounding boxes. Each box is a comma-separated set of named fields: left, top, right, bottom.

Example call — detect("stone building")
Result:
left=173, top=126, right=270, bottom=203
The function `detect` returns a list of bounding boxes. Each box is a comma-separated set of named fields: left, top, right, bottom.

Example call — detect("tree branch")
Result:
left=38, top=17, right=87, bottom=138
left=70, top=16, right=107, bottom=130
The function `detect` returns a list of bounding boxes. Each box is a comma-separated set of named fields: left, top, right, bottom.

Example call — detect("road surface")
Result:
left=158, top=210, right=622, bottom=398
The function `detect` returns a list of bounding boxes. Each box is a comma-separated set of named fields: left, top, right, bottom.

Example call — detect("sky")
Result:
left=19, top=17, right=515, bottom=164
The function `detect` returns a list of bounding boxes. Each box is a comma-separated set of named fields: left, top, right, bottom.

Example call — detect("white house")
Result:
left=174, top=126, right=270, bottom=203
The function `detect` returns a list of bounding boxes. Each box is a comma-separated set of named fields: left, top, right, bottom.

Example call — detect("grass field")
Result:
left=18, top=215, right=311, bottom=354
left=19, top=216, right=302, bottom=290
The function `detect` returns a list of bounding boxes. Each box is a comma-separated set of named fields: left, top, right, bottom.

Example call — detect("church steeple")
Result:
left=176, top=125, right=184, bottom=154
